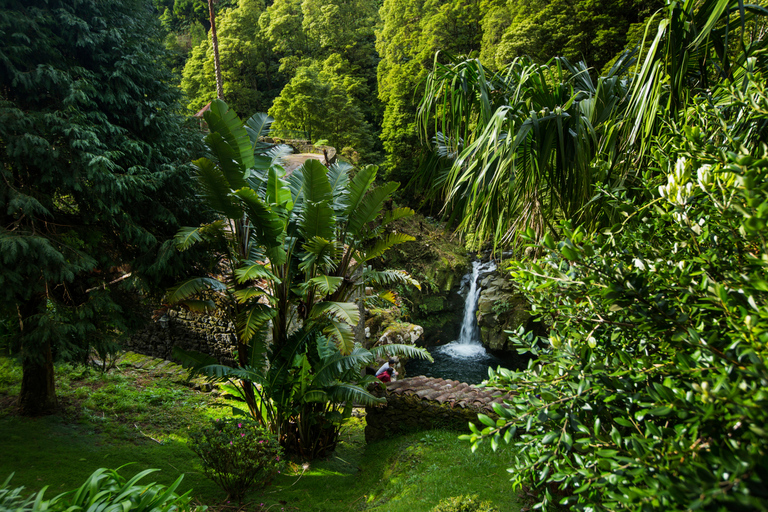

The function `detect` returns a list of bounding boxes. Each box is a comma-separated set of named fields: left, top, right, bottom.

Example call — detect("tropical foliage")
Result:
left=0, top=468, right=199, bottom=512
left=417, top=0, right=768, bottom=250
left=461, top=1, right=768, bottom=510
left=168, top=100, right=430, bottom=457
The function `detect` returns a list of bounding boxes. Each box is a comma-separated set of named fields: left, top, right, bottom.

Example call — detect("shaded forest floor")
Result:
left=0, top=354, right=520, bottom=511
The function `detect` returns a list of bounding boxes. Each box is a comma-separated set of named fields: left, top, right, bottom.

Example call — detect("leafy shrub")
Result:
left=0, top=468, right=199, bottom=512
left=189, top=417, right=283, bottom=501
left=431, top=494, right=499, bottom=512
left=464, top=80, right=768, bottom=510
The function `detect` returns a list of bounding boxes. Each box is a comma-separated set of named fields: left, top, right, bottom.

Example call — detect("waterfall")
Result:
left=443, top=259, right=496, bottom=358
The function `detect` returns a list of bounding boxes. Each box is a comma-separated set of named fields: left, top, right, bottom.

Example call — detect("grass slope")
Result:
left=0, top=354, right=520, bottom=511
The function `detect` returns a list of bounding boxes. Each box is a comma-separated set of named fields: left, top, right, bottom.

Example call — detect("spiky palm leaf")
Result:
left=365, top=269, right=421, bottom=291
left=166, top=277, right=226, bottom=304
left=370, top=343, right=434, bottom=362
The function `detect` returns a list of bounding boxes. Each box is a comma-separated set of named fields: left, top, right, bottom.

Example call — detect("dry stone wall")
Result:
left=364, top=376, right=513, bottom=442
left=122, top=308, right=237, bottom=366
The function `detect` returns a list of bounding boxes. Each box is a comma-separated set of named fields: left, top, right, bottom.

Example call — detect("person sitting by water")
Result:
left=375, top=358, right=396, bottom=377
left=377, top=367, right=395, bottom=383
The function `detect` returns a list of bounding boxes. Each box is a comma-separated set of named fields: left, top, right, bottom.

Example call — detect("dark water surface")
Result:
left=404, top=341, right=521, bottom=385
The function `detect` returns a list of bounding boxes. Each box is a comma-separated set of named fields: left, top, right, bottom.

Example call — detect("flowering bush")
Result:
left=189, top=417, right=283, bottom=501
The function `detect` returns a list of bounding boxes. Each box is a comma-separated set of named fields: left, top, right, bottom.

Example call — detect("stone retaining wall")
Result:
left=122, top=308, right=237, bottom=366
left=364, top=376, right=512, bottom=442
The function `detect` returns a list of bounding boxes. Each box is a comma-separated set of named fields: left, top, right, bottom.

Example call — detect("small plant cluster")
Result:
left=431, top=494, right=499, bottom=512
left=189, top=417, right=283, bottom=501
left=0, top=467, right=198, bottom=512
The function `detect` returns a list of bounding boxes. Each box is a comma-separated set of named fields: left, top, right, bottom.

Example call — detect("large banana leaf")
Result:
left=244, top=112, right=274, bottom=151
left=172, top=346, right=233, bottom=379
left=342, top=165, right=377, bottom=221
left=299, top=200, right=335, bottom=240
left=266, top=166, right=293, bottom=210
left=192, top=158, right=241, bottom=219
left=233, top=287, right=276, bottom=305
left=306, top=275, right=343, bottom=295
left=235, top=263, right=280, bottom=284
left=324, top=382, right=385, bottom=406
left=205, top=132, right=248, bottom=190
left=166, top=277, right=226, bottom=303
left=346, top=182, right=400, bottom=237
left=299, top=236, right=339, bottom=274
left=204, top=99, right=254, bottom=172
left=312, top=346, right=373, bottom=387
left=301, top=159, right=332, bottom=203
left=232, top=187, right=285, bottom=249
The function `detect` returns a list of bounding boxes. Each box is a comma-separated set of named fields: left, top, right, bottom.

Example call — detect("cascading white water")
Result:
left=440, top=259, right=497, bottom=358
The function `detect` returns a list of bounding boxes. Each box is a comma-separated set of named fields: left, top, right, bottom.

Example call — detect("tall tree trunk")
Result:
left=18, top=295, right=58, bottom=416
left=208, top=0, right=224, bottom=100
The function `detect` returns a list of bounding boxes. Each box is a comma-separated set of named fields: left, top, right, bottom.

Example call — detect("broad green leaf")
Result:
left=308, top=275, right=343, bottom=295
left=310, top=301, right=360, bottom=325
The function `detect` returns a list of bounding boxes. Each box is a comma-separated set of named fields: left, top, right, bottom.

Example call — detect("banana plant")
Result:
left=168, top=100, right=431, bottom=456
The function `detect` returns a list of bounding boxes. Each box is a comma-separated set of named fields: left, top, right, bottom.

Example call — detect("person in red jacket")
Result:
left=377, top=367, right=394, bottom=383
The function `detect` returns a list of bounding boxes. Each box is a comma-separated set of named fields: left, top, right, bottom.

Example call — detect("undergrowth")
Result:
left=0, top=354, right=519, bottom=511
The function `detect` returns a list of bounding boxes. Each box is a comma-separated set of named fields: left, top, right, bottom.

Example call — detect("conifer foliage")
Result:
left=0, top=0, right=199, bottom=415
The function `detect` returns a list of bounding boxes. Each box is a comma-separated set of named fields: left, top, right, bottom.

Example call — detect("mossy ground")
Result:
left=0, top=354, right=520, bottom=511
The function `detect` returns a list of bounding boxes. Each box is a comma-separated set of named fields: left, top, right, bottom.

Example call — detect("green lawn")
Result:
left=0, top=355, right=520, bottom=511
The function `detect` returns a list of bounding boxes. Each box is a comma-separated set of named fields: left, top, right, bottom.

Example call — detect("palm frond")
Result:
left=306, top=275, right=343, bottom=295
left=309, top=301, right=360, bottom=325
left=365, top=269, right=421, bottom=291
left=236, top=304, right=276, bottom=343
left=361, top=233, right=416, bottom=262
left=370, top=343, right=433, bottom=362
left=235, top=263, right=280, bottom=284
left=166, top=277, right=226, bottom=304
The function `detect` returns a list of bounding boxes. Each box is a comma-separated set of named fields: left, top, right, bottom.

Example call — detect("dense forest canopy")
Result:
left=4, top=0, right=768, bottom=510
left=167, top=0, right=658, bottom=170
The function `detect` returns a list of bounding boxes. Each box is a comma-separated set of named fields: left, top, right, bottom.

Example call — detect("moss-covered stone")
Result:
left=374, top=214, right=470, bottom=345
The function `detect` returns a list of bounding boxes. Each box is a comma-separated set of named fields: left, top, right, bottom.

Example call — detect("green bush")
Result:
left=431, top=494, right=499, bottom=512
left=0, top=468, right=199, bottom=512
left=189, top=417, right=283, bottom=501
left=464, top=78, right=768, bottom=510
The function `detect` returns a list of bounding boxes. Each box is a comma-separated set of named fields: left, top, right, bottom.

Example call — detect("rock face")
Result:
left=476, top=272, right=535, bottom=352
